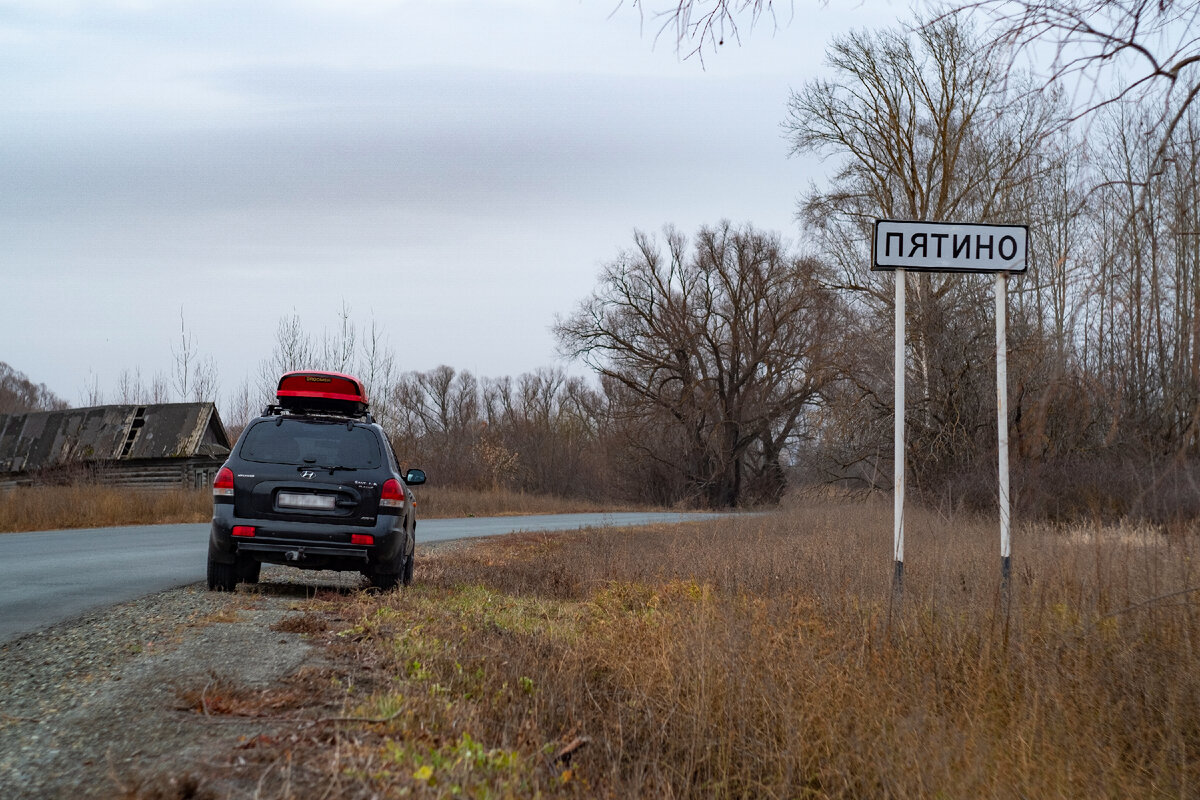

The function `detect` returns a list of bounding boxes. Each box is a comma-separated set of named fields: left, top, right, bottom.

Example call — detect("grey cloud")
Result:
left=1, top=66, right=778, bottom=220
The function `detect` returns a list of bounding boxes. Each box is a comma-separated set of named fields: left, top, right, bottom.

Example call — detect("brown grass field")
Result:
left=190, top=497, right=1200, bottom=799
left=0, top=484, right=617, bottom=533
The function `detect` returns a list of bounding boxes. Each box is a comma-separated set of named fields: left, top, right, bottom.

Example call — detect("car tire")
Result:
left=369, top=547, right=403, bottom=591
left=401, top=546, right=415, bottom=586
left=235, top=557, right=261, bottom=584
left=207, top=551, right=238, bottom=592
left=370, top=567, right=400, bottom=591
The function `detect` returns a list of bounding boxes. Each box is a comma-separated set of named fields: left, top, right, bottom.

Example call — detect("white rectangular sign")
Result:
left=873, top=220, right=1028, bottom=273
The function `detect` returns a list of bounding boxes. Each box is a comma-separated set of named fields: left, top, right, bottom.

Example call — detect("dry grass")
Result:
left=215, top=499, right=1200, bottom=799
left=0, top=484, right=620, bottom=533
left=0, top=485, right=212, bottom=532
left=175, top=666, right=337, bottom=719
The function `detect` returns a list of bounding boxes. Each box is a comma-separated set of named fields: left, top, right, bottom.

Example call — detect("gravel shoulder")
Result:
left=0, top=547, right=468, bottom=799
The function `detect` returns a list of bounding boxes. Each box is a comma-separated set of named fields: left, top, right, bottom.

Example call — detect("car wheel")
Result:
left=235, top=557, right=261, bottom=584
left=370, top=567, right=400, bottom=591
left=401, top=546, right=415, bottom=586
left=207, top=550, right=238, bottom=592
left=369, top=547, right=403, bottom=591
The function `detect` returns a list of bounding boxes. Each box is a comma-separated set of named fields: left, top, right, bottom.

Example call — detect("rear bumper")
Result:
left=234, top=540, right=369, bottom=562
left=209, top=504, right=410, bottom=571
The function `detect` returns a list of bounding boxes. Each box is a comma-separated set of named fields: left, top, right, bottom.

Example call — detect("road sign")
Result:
left=873, top=220, right=1028, bottom=273
left=878, top=217, right=1026, bottom=599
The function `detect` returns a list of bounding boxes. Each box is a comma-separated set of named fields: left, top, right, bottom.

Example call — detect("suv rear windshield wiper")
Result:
left=296, top=464, right=359, bottom=473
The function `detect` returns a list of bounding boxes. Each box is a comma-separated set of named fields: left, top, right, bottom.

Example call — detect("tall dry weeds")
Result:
left=0, top=485, right=212, bottom=532
left=299, top=500, right=1199, bottom=798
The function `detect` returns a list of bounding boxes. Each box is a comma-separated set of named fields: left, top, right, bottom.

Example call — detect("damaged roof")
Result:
left=0, top=403, right=230, bottom=475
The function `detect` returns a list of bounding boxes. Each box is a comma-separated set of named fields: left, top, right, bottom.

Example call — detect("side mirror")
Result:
left=404, top=468, right=426, bottom=486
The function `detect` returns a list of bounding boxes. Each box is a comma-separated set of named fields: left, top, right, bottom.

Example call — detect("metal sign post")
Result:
left=893, top=269, right=906, bottom=596
left=872, top=220, right=1028, bottom=594
left=996, top=273, right=1011, bottom=589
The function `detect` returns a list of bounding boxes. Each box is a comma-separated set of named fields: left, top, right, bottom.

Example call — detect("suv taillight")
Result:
left=213, top=467, right=235, bottom=498
left=380, top=478, right=405, bottom=509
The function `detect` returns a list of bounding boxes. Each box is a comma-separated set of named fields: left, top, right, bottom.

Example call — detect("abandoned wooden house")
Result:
left=0, top=403, right=231, bottom=490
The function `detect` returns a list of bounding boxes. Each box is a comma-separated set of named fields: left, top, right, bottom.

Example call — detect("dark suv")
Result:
left=207, top=371, right=425, bottom=592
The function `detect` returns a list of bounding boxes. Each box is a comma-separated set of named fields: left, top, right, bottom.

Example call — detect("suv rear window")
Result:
left=239, top=419, right=383, bottom=469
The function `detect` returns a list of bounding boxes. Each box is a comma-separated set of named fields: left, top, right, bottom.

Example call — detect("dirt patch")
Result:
left=269, top=612, right=330, bottom=636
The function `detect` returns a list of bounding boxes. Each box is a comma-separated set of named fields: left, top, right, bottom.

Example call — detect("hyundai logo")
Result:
left=300, top=470, right=315, bottom=479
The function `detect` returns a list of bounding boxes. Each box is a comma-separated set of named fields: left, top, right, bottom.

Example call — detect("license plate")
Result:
left=278, top=492, right=336, bottom=510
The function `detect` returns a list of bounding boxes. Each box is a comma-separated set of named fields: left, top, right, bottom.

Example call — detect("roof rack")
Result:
left=262, top=404, right=375, bottom=424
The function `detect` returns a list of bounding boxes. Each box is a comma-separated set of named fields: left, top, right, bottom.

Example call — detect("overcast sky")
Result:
left=0, top=0, right=903, bottom=410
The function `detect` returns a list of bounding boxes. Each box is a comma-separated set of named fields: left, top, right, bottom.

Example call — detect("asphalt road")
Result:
left=0, top=512, right=718, bottom=644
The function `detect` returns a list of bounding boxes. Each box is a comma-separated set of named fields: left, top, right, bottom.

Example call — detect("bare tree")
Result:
left=623, top=1, right=1200, bottom=517
left=80, top=372, right=103, bottom=407
left=787, top=15, right=1058, bottom=282
left=170, top=309, right=219, bottom=403
left=257, top=313, right=317, bottom=403
left=618, top=0, right=789, bottom=59
left=192, top=355, right=219, bottom=403
left=222, top=376, right=258, bottom=441
left=411, top=366, right=478, bottom=439
left=149, top=372, right=171, bottom=404
left=1079, top=101, right=1200, bottom=454
left=556, top=221, right=839, bottom=507
left=358, top=317, right=396, bottom=434
left=116, top=368, right=145, bottom=404
left=479, top=368, right=608, bottom=497
left=785, top=14, right=1069, bottom=496
left=321, top=301, right=357, bottom=374
left=934, top=0, right=1200, bottom=183
left=639, top=0, right=1200, bottom=178
left=171, top=308, right=195, bottom=402
left=381, top=366, right=486, bottom=485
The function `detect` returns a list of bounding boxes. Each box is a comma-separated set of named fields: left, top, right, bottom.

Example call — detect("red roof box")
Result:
left=276, top=371, right=369, bottom=416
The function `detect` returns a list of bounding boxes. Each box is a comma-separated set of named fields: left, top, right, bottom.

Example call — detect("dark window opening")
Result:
left=120, top=407, right=148, bottom=458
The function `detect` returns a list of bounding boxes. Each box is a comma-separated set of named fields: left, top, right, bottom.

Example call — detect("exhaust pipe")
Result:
left=285, top=550, right=301, bottom=562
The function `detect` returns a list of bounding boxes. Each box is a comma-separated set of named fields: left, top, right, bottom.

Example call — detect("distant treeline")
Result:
left=0, top=362, right=67, bottom=415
